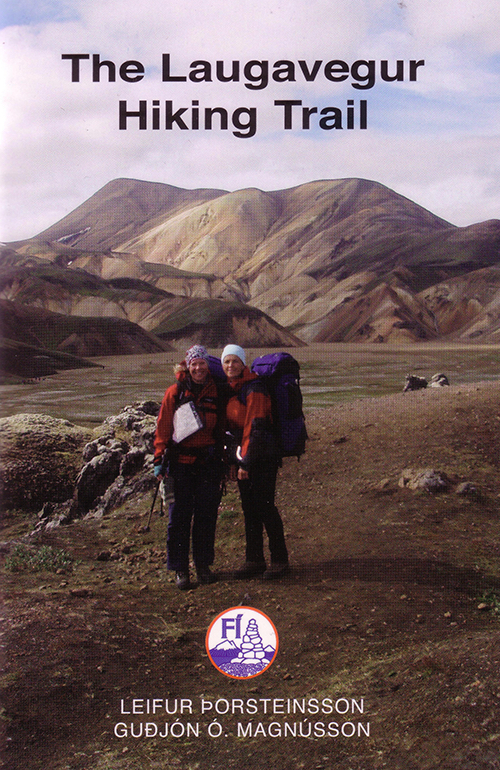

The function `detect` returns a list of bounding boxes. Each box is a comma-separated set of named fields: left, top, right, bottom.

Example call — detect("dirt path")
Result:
left=2, top=381, right=500, bottom=769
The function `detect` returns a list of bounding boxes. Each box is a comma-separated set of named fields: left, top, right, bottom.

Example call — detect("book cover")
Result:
left=2, top=2, right=500, bottom=770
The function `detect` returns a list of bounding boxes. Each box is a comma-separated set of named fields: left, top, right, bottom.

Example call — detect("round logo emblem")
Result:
left=206, top=606, right=279, bottom=679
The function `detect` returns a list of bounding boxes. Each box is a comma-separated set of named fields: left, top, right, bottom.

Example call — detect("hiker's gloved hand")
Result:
left=154, top=464, right=163, bottom=478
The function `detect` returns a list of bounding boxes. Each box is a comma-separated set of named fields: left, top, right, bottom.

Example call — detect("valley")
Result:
left=2, top=342, right=500, bottom=425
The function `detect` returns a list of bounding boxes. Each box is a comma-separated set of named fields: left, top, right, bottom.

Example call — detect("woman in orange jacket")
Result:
left=154, top=345, right=225, bottom=590
left=221, top=344, right=289, bottom=580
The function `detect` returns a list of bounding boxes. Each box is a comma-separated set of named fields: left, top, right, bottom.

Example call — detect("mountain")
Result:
left=0, top=253, right=301, bottom=376
left=0, top=298, right=173, bottom=355
left=0, top=336, right=100, bottom=379
left=139, top=296, right=303, bottom=348
left=23, top=178, right=227, bottom=252
left=6, top=177, right=500, bottom=344
left=212, top=640, right=240, bottom=651
left=0, top=299, right=173, bottom=378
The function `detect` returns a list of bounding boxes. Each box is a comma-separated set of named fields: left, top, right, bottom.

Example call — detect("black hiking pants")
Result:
left=237, top=462, right=288, bottom=565
left=167, top=458, right=222, bottom=572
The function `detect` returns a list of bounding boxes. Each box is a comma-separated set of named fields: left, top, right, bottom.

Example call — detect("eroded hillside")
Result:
left=5, top=176, right=500, bottom=345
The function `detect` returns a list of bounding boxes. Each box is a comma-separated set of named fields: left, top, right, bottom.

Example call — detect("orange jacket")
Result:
left=154, top=369, right=222, bottom=465
left=225, top=367, right=273, bottom=466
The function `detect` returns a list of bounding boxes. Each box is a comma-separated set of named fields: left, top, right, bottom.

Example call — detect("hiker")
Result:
left=221, top=344, right=289, bottom=580
left=153, top=345, right=225, bottom=590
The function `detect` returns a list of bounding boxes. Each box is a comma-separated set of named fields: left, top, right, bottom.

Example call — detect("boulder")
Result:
left=403, top=374, right=428, bottom=392
left=100, top=400, right=159, bottom=454
left=429, top=372, right=450, bottom=387
left=75, top=401, right=159, bottom=517
left=0, top=414, right=92, bottom=511
left=1, top=402, right=160, bottom=524
left=398, top=468, right=451, bottom=493
left=75, top=447, right=124, bottom=511
left=455, top=481, right=478, bottom=497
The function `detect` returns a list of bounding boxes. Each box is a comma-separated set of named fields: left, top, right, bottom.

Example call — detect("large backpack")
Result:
left=207, top=355, right=226, bottom=384
left=250, top=352, right=308, bottom=460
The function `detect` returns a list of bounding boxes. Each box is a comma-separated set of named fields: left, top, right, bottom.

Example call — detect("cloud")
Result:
left=404, top=0, right=500, bottom=54
left=1, top=0, right=499, bottom=240
left=0, top=0, right=78, bottom=28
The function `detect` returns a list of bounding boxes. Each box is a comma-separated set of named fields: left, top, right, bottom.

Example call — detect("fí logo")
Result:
left=206, top=606, right=278, bottom=679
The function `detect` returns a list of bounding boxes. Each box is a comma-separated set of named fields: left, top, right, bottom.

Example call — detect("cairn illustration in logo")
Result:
left=206, top=607, right=278, bottom=679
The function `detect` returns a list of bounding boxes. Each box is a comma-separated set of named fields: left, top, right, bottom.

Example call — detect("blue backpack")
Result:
left=250, top=352, right=308, bottom=460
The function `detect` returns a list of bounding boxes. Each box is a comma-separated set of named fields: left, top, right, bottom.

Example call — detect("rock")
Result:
left=230, top=618, right=267, bottom=666
left=82, top=440, right=101, bottom=462
left=74, top=401, right=159, bottom=517
left=429, top=372, right=450, bottom=387
left=100, top=402, right=158, bottom=455
left=75, top=449, right=123, bottom=511
left=403, top=374, right=428, bottom=392
left=398, top=468, right=451, bottom=493
left=38, top=502, right=56, bottom=519
left=43, top=499, right=78, bottom=530
left=70, top=587, right=91, bottom=597
left=120, top=447, right=145, bottom=477
left=0, top=414, right=92, bottom=511
left=101, top=401, right=158, bottom=433
left=138, top=401, right=161, bottom=416
left=85, top=473, right=156, bottom=520
left=2, top=401, right=160, bottom=527
left=455, top=482, right=478, bottom=497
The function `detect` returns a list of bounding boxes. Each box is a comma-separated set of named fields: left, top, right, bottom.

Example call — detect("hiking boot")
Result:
left=233, top=561, right=266, bottom=579
left=197, top=566, right=217, bottom=585
left=175, top=571, right=190, bottom=590
left=263, top=563, right=289, bottom=580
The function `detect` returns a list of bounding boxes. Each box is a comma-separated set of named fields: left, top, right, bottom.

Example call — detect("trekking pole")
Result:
left=142, top=478, right=161, bottom=533
left=142, top=447, right=172, bottom=532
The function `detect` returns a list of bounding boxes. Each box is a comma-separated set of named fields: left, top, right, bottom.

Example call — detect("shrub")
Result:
left=5, top=544, right=74, bottom=573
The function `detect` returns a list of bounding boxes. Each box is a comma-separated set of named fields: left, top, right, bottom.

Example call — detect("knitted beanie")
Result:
left=221, top=344, right=246, bottom=365
left=185, top=344, right=209, bottom=366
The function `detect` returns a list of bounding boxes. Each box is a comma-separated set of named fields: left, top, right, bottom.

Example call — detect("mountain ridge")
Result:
left=4, top=176, right=500, bottom=347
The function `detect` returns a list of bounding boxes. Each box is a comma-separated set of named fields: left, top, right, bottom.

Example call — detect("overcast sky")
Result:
left=1, top=0, right=499, bottom=241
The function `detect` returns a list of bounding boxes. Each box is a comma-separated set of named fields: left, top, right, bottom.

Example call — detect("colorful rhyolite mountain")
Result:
left=3, top=177, right=500, bottom=354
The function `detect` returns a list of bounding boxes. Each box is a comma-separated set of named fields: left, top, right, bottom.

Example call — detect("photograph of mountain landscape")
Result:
left=1, top=1, right=500, bottom=769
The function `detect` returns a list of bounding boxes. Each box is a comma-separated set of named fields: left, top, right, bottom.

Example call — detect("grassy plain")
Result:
left=2, top=342, right=500, bottom=422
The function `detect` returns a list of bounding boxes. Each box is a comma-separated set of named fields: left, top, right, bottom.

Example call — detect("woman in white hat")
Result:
left=221, top=344, right=289, bottom=580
